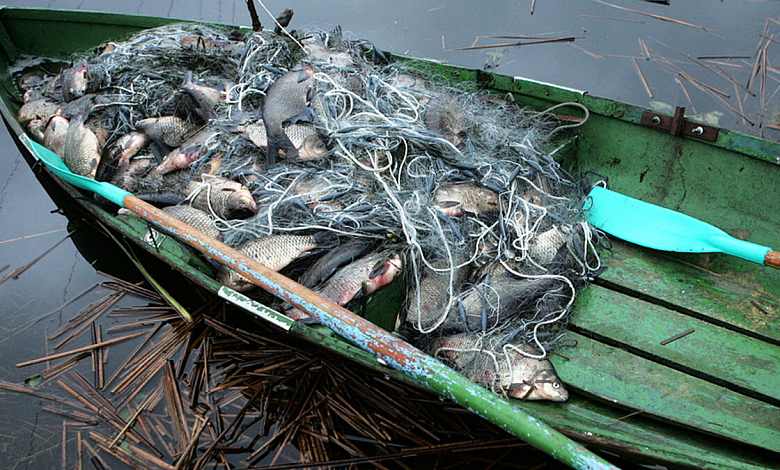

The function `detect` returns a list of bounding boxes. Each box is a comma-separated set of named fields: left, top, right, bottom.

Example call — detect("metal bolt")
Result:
left=651, top=116, right=661, bottom=125
left=692, top=126, right=704, bottom=135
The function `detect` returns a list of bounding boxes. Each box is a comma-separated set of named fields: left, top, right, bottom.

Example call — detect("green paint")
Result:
left=574, top=285, right=780, bottom=402
left=553, top=333, right=780, bottom=453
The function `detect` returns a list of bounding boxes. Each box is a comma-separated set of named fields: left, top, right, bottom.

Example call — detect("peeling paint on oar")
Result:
left=23, top=135, right=619, bottom=470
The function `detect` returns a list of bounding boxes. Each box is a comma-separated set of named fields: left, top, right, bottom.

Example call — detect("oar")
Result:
left=22, top=135, right=619, bottom=470
left=586, top=185, right=780, bottom=269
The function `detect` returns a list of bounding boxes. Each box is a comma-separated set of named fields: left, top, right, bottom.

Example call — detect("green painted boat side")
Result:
left=1, top=7, right=778, bottom=469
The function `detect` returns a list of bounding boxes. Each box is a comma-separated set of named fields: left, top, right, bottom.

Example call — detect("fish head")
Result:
left=27, top=119, right=46, bottom=142
left=296, top=135, right=328, bottom=160
left=224, top=185, right=257, bottom=219
left=217, top=269, right=255, bottom=292
left=63, top=62, right=89, bottom=101
left=506, top=369, right=568, bottom=402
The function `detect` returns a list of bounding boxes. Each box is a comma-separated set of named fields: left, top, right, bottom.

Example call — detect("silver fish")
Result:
left=434, top=183, right=500, bottom=217
left=440, top=274, right=558, bottom=332
left=43, top=115, right=70, bottom=157
left=154, top=127, right=218, bottom=175
left=61, top=61, right=89, bottom=102
left=108, top=132, right=150, bottom=170
left=62, top=117, right=101, bottom=178
left=185, top=176, right=257, bottom=220
left=432, top=333, right=568, bottom=401
left=406, top=256, right=470, bottom=332
left=528, top=225, right=572, bottom=266
left=239, top=119, right=327, bottom=161
left=17, top=98, right=58, bottom=124
left=425, top=93, right=466, bottom=146
left=181, top=71, right=225, bottom=121
left=162, top=205, right=221, bottom=240
left=262, top=64, right=317, bottom=163
left=218, top=234, right=325, bottom=291
left=27, top=119, right=46, bottom=143
left=135, top=116, right=195, bottom=147
left=287, top=252, right=403, bottom=320
left=298, top=238, right=373, bottom=288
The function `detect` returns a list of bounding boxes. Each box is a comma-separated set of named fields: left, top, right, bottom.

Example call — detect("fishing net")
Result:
left=14, top=22, right=603, bottom=397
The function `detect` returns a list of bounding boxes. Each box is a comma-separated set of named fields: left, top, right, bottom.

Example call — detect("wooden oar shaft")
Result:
left=765, top=250, right=780, bottom=270
left=122, top=195, right=618, bottom=470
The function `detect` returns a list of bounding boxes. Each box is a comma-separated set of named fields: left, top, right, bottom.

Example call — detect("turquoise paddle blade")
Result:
left=585, top=185, right=770, bottom=265
left=22, top=135, right=131, bottom=207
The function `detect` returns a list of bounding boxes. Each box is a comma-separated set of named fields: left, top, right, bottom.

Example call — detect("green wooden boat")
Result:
left=0, top=7, right=778, bottom=469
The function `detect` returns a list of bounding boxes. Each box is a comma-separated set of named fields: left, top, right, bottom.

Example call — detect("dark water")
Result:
left=0, top=0, right=777, bottom=467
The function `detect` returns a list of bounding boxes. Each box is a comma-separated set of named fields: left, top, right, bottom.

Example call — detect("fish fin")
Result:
left=435, top=200, right=460, bottom=209
left=296, top=65, right=314, bottom=83
left=266, top=131, right=296, bottom=164
left=135, top=192, right=186, bottom=206
left=313, top=231, right=338, bottom=248
left=284, top=147, right=300, bottom=160
left=281, top=107, right=316, bottom=127
left=368, top=260, right=389, bottom=279
left=295, top=316, right=322, bottom=326
left=182, top=70, right=194, bottom=86
left=149, top=142, right=167, bottom=164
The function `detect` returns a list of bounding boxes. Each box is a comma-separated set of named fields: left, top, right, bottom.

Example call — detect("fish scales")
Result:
left=162, top=205, right=221, bottom=240
left=136, top=116, right=194, bottom=147
left=433, top=333, right=568, bottom=401
left=298, top=239, right=373, bottom=288
left=287, top=252, right=402, bottom=320
left=185, top=177, right=257, bottom=220
left=218, top=234, right=323, bottom=291
left=62, top=118, right=101, bottom=179
left=440, top=275, right=558, bottom=332
left=406, top=256, right=470, bottom=332
left=434, top=183, right=500, bottom=217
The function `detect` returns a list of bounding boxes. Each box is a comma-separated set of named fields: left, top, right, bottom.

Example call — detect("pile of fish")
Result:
left=13, top=20, right=603, bottom=401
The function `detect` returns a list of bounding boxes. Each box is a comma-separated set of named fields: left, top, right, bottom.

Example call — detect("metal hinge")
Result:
left=640, top=106, right=718, bottom=142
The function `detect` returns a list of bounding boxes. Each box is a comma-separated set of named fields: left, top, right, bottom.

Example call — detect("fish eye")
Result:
left=552, top=381, right=561, bottom=389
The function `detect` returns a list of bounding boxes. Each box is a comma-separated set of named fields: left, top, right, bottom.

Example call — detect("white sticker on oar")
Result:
left=218, top=286, right=293, bottom=331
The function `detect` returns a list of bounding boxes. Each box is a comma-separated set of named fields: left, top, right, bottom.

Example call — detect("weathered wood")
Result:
left=596, top=240, right=780, bottom=342
left=572, top=285, right=780, bottom=402
left=551, top=333, right=780, bottom=453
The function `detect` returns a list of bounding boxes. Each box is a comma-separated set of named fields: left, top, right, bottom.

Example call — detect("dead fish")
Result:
left=440, top=274, right=558, bottom=332
left=17, top=98, right=58, bottom=124
left=528, top=225, right=572, bottom=266
left=62, top=117, right=101, bottom=178
left=434, top=183, right=500, bottom=217
left=298, top=238, right=373, bottom=288
left=108, top=132, right=150, bottom=170
left=425, top=93, right=466, bottom=145
left=111, top=156, right=155, bottom=191
left=43, top=115, right=70, bottom=157
left=239, top=119, right=327, bottom=160
left=154, top=127, right=218, bottom=175
left=27, top=119, right=46, bottom=142
left=61, top=60, right=89, bottom=102
left=181, top=71, right=225, bottom=121
left=162, top=205, right=221, bottom=240
left=218, top=233, right=329, bottom=291
left=56, top=94, right=98, bottom=120
left=432, top=333, right=568, bottom=401
left=405, top=255, right=470, bottom=332
left=185, top=176, right=257, bottom=220
left=287, top=252, right=403, bottom=320
left=263, top=64, right=317, bottom=163
left=274, top=8, right=294, bottom=35
left=135, top=116, right=195, bottom=147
